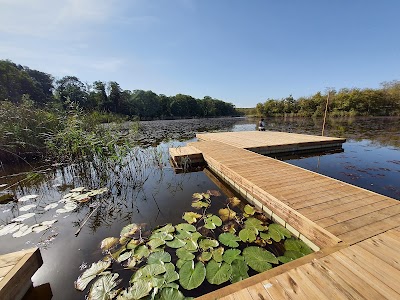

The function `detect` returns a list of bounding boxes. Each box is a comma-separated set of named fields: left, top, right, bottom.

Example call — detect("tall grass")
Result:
left=0, top=100, right=137, bottom=164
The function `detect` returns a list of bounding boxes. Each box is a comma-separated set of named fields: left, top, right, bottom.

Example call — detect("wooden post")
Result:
left=321, top=91, right=330, bottom=136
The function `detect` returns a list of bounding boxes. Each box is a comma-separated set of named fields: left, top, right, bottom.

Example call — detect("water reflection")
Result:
left=0, top=116, right=399, bottom=299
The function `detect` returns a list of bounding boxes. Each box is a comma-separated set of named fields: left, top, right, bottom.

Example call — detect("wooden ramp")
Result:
left=200, top=227, right=400, bottom=300
left=0, top=248, right=43, bottom=300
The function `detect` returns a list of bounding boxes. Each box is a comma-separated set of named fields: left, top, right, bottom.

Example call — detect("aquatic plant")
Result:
left=76, top=191, right=313, bottom=299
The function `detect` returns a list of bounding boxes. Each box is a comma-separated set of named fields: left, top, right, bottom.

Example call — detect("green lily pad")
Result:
left=117, top=280, right=152, bottom=300
left=150, top=231, right=174, bottom=241
left=179, top=261, right=206, bottom=290
left=239, top=228, right=257, bottom=243
left=154, top=287, right=188, bottom=300
left=117, top=251, right=132, bottom=263
left=176, top=248, right=195, bottom=261
left=199, top=238, right=219, bottom=251
left=192, top=193, right=203, bottom=200
left=244, top=204, right=256, bottom=216
left=206, top=259, right=232, bottom=285
left=211, top=247, right=224, bottom=263
left=75, top=260, right=111, bottom=291
left=126, top=239, right=140, bottom=250
left=243, top=246, right=278, bottom=272
left=88, top=273, right=119, bottom=300
left=267, top=223, right=292, bottom=242
left=164, top=263, right=179, bottom=283
left=176, top=259, right=188, bottom=269
left=131, top=264, right=167, bottom=283
left=231, top=259, right=249, bottom=283
left=182, top=212, right=202, bottom=224
left=222, top=249, right=242, bottom=264
left=204, top=214, right=222, bottom=230
left=284, top=238, right=313, bottom=255
left=166, top=237, right=186, bottom=249
left=147, top=251, right=171, bottom=264
left=134, top=245, right=150, bottom=259
left=147, top=238, right=166, bottom=250
left=154, top=224, right=175, bottom=234
left=199, top=251, right=212, bottom=263
left=218, top=232, right=240, bottom=248
left=176, top=223, right=196, bottom=232
left=244, top=217, right=266, bottom=234
left=184, top=232, right=202, bottom=251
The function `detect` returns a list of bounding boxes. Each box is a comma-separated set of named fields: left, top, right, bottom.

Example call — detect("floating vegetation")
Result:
left=76, top=192, right=313, bottom=299
left=44, top=203, right=59, bottom=211
left=11, top=212, right=36, bottom=222
left=17, top=194, right=39, bottom=202
left=19, top=204, right=37, bottom=211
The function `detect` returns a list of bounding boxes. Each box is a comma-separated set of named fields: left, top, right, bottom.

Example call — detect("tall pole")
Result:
left=321, top=91, right=330, bottom=136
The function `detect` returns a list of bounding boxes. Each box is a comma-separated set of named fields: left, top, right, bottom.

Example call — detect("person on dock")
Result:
left=258, top=118, right=265, bottom=131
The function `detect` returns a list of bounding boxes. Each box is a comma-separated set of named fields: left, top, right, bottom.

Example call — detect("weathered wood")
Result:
left=0, top=248, right=43, bottom=300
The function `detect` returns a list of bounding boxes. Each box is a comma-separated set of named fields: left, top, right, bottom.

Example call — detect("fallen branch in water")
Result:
left=75, top=204, right=101, bottom=236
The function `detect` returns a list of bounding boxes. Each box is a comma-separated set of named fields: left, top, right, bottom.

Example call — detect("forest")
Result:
left=0, top=59, right=237, bottom=119
left=253, top=83, right=400, bottom=117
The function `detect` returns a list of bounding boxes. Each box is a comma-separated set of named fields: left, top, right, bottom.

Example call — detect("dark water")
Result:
left=0, top=116, right=399, bottom=300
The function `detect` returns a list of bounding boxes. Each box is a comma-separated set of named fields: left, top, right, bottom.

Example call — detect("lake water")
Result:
left=0, top=116, right=399, bottom=299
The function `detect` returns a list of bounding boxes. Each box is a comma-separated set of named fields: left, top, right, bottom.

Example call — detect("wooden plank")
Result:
left=0, top=265, right=13, bottom=278
left=272, top=272, right=311, bottom=300
left=231, top=289, right=254, bottom=300
left=261, top=278, right=292, bottom=300
left=247, top=283, right=274, bottom=300
left=338, top=213, right=400, bottom=244
left=0, top=252, right=26, bottom=268
left=314, top=255, right=387, bottom=299
left=357, top=235, right=400, bottom=270
left=326, top=204, right=400, bottom=236
left=0, top=248, right=43, bottom=300
left=332, top=250, right=400, bottom=299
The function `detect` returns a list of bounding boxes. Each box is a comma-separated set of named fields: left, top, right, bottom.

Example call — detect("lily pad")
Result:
left=284, top=238, right=313, bottom=255
left=44, top=203, right=59, bottom=211
left=203, top=214, right=222, bottom=230
left=18, top=194, right=38, bottom=202
left=32, top=225, right=51, bottom=233
left=243, top=204, right=256, bottom=216
left=191, top=200, right=210, bottom=209
left=179, top=261, right=205, bottom=290
left=88, top=273, right=120, bottom=300
left=267, top=223, right=292, bottom=242
left=154, top=224, right=175, bottom=234
left=218, top=208, right=236, bottom=222
left=120, top=223, right=140, bottom=238
left=19, top=204, right=37, bottom=211
left=0, top=223, right=20, bottom=236
left=164, top=263, right=179, bottom=283
left=192, top=193, right=204, bottom=200
left=41, top=219, right=57, bottom=226
left=228, top=197, right=241, bottom=207
left=117, top=280, right=152, bottom=300
left=117, top=251, right=132, bottom=263
left=199, top=251, right=212, bottom=263
left=206, top=259, right=232, bottom=285
left=101, top=237, right=120, bottom=251
left=231, top=259, right=249, bottom=283
left=176, top=248, right=195, bottom=261
left=211, top=247, right=224, bottom=263
left=218, top=232, right=240, bottom=248
left=183, top=232, right=202, bottom=251
left=175, top=223, right=196, bottom=232
left=11, top=212, right=35, bottom=222
left=207, top=190, right=221, bottom=196
left=147, top=251, right=171, bottom=264
left=238, top=228, right=257, bottom=243
left=166, top=238, right=186, bottom=249
left=244, top=217, right=265, bottom=234
left=71, top=187, right=86, bottom=192
left=154, top=287, right=187, bottom=300
left=182, top=212, right=202, bottom=224
left=222, top=249, right=242, bottom=264
left=147, top=238, right=166, bottom=249
left=150, top=231, right=174, bottom=241
left=75, top=260, right=111, bottom=291
left=243, top=246, right=278, bottom=272
left=134, top=245, right=150, bottom=259
left=12, top=224, right=33, bottom=237
left=199, top=238, right=219, bottom=251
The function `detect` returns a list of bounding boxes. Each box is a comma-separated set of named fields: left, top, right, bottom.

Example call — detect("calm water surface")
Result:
left=0, top=116, right=398, bottom=299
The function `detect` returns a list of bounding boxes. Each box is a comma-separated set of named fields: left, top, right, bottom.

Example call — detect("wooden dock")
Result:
left=168, top=131, right=400, bottom=299
left=0, top=248, right=43, bottom=300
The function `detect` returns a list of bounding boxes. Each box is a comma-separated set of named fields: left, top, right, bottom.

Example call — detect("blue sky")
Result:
left=1, top=0, right=399, bottom=107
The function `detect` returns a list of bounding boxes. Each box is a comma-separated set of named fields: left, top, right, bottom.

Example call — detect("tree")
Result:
left=55, top=76, right=88, bottom=108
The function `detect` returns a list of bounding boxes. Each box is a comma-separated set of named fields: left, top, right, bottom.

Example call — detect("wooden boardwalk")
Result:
left=168, top=131, right=400, bottom=299
left=0, top=248, right=42, bottom=300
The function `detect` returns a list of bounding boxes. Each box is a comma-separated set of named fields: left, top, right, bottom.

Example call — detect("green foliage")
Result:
left=77, top=191, right=313, bottom=298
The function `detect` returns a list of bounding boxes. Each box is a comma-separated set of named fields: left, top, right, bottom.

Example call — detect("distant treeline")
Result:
left=0, top=59, right=238, bottom=119
left=254, top=84, right=400, bottom=117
